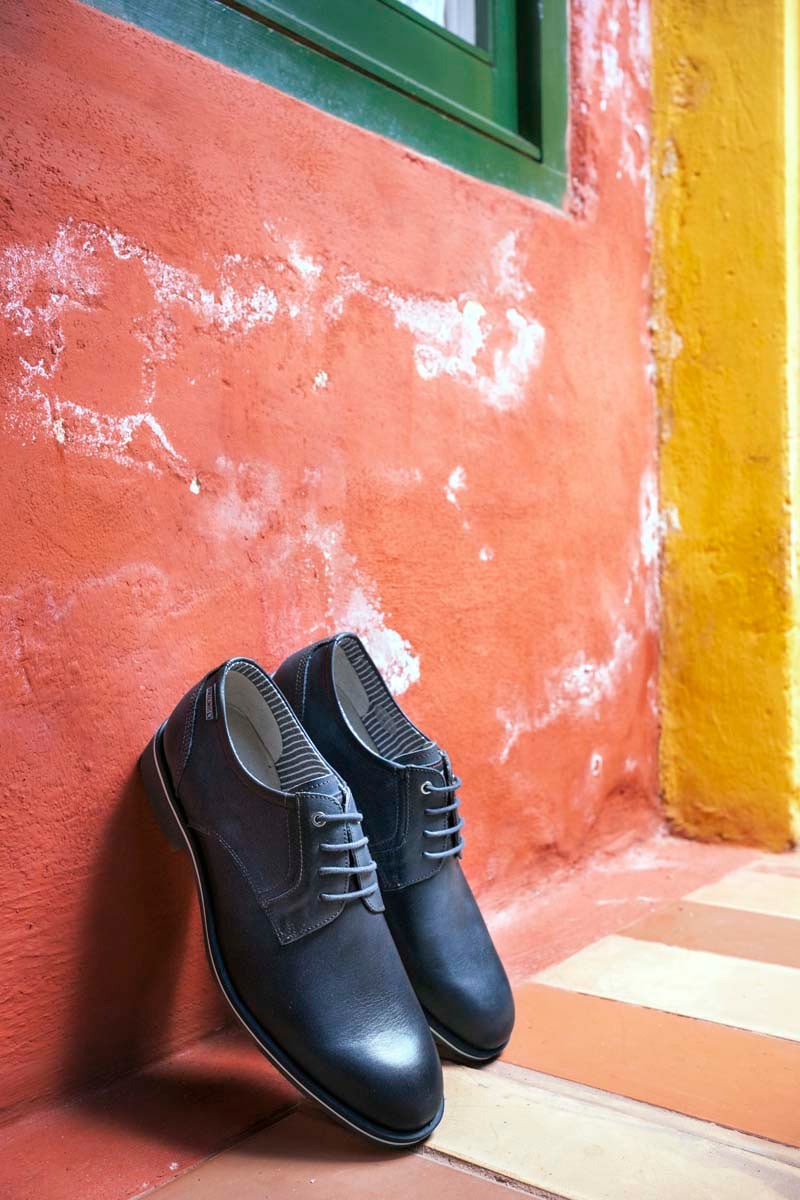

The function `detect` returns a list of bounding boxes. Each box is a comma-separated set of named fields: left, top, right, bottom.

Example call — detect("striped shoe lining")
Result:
left=227, top=660, right=333, bottom=792
left=338, top=635, right=430, bottom=761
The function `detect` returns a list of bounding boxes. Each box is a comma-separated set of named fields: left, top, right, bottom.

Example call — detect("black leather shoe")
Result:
left=139, top=658, right=443, bottom=1145
left=274, top=635, right=515, bottom=1065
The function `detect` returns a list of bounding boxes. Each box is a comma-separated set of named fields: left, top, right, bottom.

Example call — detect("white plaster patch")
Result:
left=303, top=516, right=420, bottom=695
left=3, top=219, right=546, bottom=487
left=590, top=752, right=603, bottom=776
left=478, top=307, right=545, bottom=409
left=445, top=465, right=467, bottom=505
left=323, top=271, right=489, bottom=387
left=127, top=248, right=279, bottom=335
left=638, top=467, right=660, bottom=568
left=288, top=243, right=323, bottom=282
left=539, top=626, right=638, bottom=726
left=496, top=702, right=534, bottom=765
left=647, top=672, right=658, bottom=719
left=661, top=139, right=679, bottom=178
left=391, top=292, right=488, bottom=384
left=626, top=0, right=651, bottom=90
left=0, top=223, right=104, bottom=338
left=35, top=396, right=186, bottom=473
left=479, top=545, right=495, bottom=562
left=492, top=232, right=532, bottom=303
left=383, top=466, right=423, bottom=486
left=665, top=326, right=684, bottom=361
left=209, top=456, right=281, bottom=539
left=105, top=233, right=280, bottom=336
left=663, top=504, right=681, bottom=534
left=575, top=0, right=652, bottom=196
left=329, top=233, right=544, bottom=411
left=637, top=465, right=662, bottom=632
left=189, top=475, right=201, bottom=494
left=600, top=41, right=623, bottom=112
left=0, top=220, right=293, bottom=474
left=495, top=623, right=639, bottom=762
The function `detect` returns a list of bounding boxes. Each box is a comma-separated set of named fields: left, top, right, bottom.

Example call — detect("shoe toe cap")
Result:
left=435, top=961, right=515, bottom=1055
left=353, top=1020, right=443, bottom=1132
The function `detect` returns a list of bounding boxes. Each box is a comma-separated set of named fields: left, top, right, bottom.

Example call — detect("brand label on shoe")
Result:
left=205, top=684, right=217, bottom=721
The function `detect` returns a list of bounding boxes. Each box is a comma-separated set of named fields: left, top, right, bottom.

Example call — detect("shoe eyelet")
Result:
left=312, top=811, right=328, bottom=828
left=420, top=781, right=432, bottom=795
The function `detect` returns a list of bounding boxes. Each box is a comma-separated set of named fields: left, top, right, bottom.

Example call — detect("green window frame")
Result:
left=88, top=0, right=568, bottom=203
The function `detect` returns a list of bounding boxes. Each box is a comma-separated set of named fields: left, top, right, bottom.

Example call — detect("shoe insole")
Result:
left=226, top=703, right=282, bottom=790
left=333, top=645, right=382, bottom=754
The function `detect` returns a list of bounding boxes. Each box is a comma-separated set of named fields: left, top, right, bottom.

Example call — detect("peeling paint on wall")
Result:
left=496, top=618, right=638, bottom=759
left=0, top=0, right=658, bottom=1121
left=332, top=233, right=546, bottom=410
left=572, top=0, right=652, bottom=211
left=302, top=516, right=420, bottom=695
left=538, top=626, right=637, bottom=725
left=445, top=465, right=467, bottom=505
left=491, top=232, right=533, bottom=303
left=2, top=222, right=550, bottom=469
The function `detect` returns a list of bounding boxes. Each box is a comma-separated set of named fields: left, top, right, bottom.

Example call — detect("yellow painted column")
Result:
left=653, top=0, right=800, bottom=848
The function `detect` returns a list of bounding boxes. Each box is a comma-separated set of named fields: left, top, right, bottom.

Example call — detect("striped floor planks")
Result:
left=535, top=934, right=800, bottom=1041
left=688, top=868, right=800, bottom=920
left=504, top=852, right=800, bottom=1158
left=503, top=982, right=800, bottom=1146
left=99, top=849, right=800, bottom=1200
left=429, top=1063, right=800, bottom=1199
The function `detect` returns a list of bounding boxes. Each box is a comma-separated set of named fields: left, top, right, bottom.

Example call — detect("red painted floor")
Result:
left=0, top=1029, right=296, bottom=1200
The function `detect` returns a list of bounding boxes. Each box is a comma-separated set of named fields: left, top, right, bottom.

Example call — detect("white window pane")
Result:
left=403, top=0, right=447, bottom=26
left=402, top=0, right=479, bottom=45
left=445, top=0, right=477, bottom=44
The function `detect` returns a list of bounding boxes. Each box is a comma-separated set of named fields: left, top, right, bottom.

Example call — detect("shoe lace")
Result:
left=420, top=775, right=465, bottom=860
left=313, top=810, right=380, bottom=903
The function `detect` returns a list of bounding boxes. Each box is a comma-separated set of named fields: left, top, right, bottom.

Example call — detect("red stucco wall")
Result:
left=0, top=0, right=657, bottom=1120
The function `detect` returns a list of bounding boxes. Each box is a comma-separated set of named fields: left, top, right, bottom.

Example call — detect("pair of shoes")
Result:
left=139, top=633, right=514, bottom=1147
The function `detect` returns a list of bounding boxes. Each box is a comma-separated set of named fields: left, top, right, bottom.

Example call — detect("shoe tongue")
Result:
left=394, top=743, right=443, bottom=769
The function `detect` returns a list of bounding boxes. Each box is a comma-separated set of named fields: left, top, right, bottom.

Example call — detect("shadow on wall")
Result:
left=58, top=766, right=232, bottom=1121
left=52, top=769, right=363, bottom=1156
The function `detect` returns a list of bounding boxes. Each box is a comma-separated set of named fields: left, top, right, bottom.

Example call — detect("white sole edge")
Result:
left=429, top=1025, right=499, bottom=1062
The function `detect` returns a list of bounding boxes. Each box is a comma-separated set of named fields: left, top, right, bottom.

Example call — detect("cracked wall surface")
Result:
left=0, top=0, right=658, bottom=1118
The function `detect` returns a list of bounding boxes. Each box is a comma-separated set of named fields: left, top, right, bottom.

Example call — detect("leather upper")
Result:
left=159, top=657, right=443, bottom=1131
left=274, top=635, right=515, bottom=1054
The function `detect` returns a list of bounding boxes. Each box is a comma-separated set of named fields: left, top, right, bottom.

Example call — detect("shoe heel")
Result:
left=139, top=728, right=186, bottom=853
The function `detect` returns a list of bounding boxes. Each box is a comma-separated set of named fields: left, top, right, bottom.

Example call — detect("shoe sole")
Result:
left=139, top=724, right=444, bottom=1148
left=425, top=1008, right=509, bottom=1066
